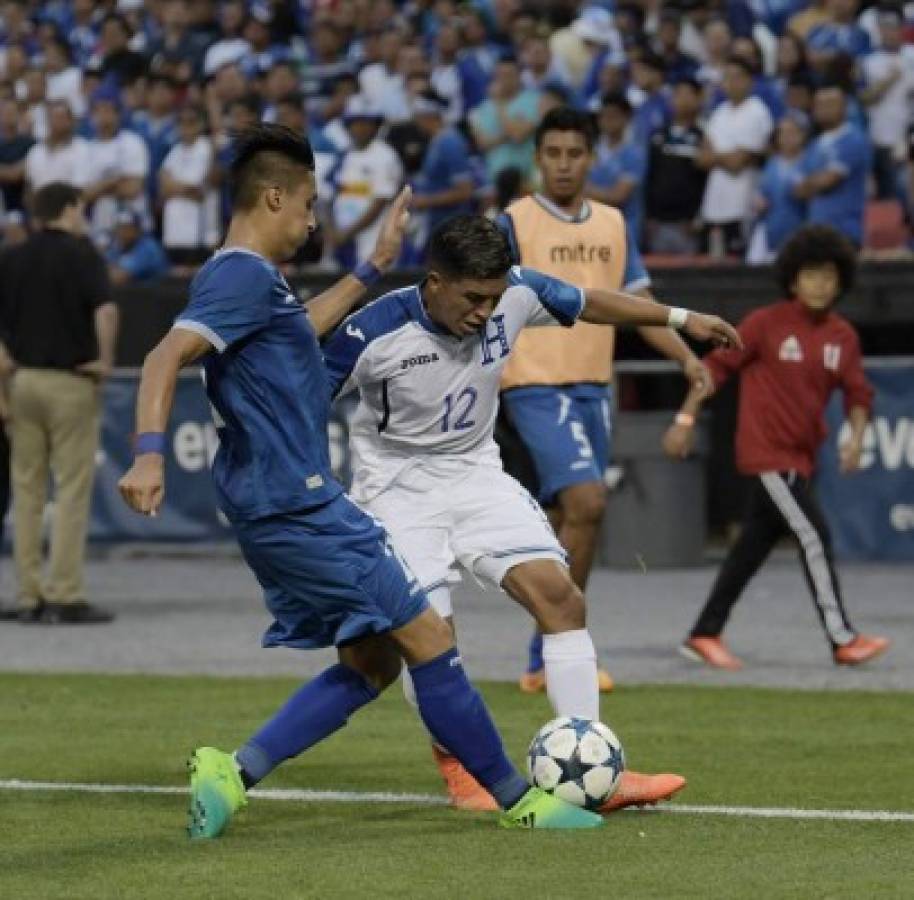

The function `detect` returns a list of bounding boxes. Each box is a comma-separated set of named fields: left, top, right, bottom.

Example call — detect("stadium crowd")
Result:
left=0, top=0, right=912, bottom=279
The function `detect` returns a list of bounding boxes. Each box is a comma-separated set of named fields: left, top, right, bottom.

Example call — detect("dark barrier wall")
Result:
left=115, top=261, right=914, bottom=365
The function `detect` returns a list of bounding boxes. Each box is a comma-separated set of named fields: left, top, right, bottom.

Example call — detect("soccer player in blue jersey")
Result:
left=118, top=124, right=603, bottom=836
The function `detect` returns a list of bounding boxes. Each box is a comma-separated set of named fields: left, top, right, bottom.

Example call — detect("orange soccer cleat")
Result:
left=833, top=634, right=890, bottom=666
left=518, top=669, right=547, bottom=693
left=598, top=770, right=687, bottom=814
left=680, top=635, right=744, bottom=671
left=431, top=745, right=498, bottom=812
left=519, top=668, right=615, bottom=694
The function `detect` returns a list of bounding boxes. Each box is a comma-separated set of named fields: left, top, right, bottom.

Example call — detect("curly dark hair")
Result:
left=426, top=215, right=513, bottom=280
left=775, top=224, right=857, bottom=298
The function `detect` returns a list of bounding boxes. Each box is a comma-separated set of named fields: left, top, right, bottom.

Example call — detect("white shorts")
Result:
left=363, top=462, right=566, bottom=618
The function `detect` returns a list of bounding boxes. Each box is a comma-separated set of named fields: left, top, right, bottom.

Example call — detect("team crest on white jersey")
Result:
left=823, top=344, right=841, bottom=371
left=779, top=335, right=803, bottom=362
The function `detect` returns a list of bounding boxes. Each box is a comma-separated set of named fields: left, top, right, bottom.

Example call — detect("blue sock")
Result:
left=410, top=648, right=529, bottom=810
left=527, top=631, right=544, bottom=673
left=235, top=663, right=378, bottom=786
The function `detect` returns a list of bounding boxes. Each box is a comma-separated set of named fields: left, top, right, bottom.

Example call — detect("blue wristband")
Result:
left=135, top=432, right=166, bottom=455
left=353, top=261, right=381, bottom=286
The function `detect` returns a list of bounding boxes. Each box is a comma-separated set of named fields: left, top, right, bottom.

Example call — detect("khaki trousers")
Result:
left=10, top=369, right=100, bottom=606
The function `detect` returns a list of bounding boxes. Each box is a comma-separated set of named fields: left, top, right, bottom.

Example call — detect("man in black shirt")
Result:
left=644, top=78, right=707, bottom=254
left=0, top=183, right=118, bottom=623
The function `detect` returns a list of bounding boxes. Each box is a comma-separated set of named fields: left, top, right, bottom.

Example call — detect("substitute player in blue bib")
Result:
left=118, top=124, right=603, bottom=836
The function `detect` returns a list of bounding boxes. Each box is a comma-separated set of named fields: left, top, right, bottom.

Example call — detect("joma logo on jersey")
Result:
left=550, top=243, right=612, bottom=264
left=400, top=352, right=440, bottom=370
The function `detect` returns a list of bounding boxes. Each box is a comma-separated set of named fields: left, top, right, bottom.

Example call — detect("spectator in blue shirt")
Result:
left=588, top=92, right=647, bottom=239
left=106, top=210, right=170, bottom=284
left=654, top=9, right=701, bottom=85
left=456, top=9, right=500, bottom=111
left=129, top=74, right=179, bottom=200
left=629, top=48, right=672, bottom=143
left=469, top=55, right=541, bottom=183
left=410, top=90, right=477, bottom=245
left=806, top=0, right=871, bottom=74
left=794, top=84, right=871, bottom=247
left=749, top=112, right=809, bottom=263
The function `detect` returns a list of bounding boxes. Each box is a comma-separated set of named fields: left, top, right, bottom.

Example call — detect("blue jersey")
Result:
left=174, top=249, right=342, bottom=521
left=415, top=127, right=476, bottom=234
left=590, top=140, right=647, bottom=239
left=758, top=155, right=806, bottom=252
left=107, top=234, right=171, bottom=281
left=800, top=124, right=871, bottom=246
left=806, top=21, right=871, bottom=59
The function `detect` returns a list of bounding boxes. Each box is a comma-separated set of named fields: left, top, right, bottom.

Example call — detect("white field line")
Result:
left=2, top=779, right=914, bottom=822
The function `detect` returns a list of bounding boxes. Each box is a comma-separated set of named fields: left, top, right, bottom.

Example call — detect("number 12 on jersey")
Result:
left=442, top=387, right=477, bottom=432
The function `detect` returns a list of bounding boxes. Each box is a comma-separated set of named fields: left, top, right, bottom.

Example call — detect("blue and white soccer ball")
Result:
left=527, top=716, right=625, bottom=810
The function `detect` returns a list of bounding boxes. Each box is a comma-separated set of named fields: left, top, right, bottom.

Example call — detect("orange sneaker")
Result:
left=833, top=634, right=889, bottom=666
left=680, top=636, right=743, bottom=671
left=518, top=669, right=546, bottom=693
left=431, top=745, right=498, bottom=812
left=519, top=668, right=615, bottom=693
left=598, top=770, right=687, bottom=814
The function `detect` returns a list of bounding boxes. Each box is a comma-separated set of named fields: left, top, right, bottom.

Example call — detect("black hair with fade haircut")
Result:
left=535, top=106, right=596, bottom=150
left=229, top=123, right=315, bottom=211
left=775, top=224, right=857, bottom=299
left=426, top=215, right=513, bottom=281
left=32, top=181, right=81, bottom=223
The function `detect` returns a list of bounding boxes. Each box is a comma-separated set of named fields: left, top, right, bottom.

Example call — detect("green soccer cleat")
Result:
left=187, top=747, right=248, bottom=839
left=499, top=787, right=604, bottom=830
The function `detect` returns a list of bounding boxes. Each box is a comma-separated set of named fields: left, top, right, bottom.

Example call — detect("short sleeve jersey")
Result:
left=800, top=124, right=871, bottom=246
left=322, top=267, right=584, bottom=501
left=174, top=249, right=341, bottom=521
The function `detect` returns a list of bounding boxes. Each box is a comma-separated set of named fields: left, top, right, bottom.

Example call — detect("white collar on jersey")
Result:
left=216, top=245, right=268, bottom=262
left=533, top=193, right=592, bottom=224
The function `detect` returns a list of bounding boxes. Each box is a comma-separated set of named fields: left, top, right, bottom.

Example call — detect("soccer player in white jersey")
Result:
left=323, top=215, right=742, bottom=813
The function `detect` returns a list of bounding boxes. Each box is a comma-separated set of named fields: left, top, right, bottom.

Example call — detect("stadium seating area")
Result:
left=0, top=0, right=912, bottom=281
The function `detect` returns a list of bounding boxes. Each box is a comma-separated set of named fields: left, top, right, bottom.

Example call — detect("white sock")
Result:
left=543, top=629, right=599, bottom=720
left=401, top=663, right=418, bottom=711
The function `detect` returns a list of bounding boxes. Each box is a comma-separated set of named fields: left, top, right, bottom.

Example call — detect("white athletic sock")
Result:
left=543, top=629, right=599, bottom=720
left=401, top=663, right=418, bottom=711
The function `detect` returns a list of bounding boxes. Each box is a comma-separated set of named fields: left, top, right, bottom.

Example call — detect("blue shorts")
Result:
left=502, top=384, right=612, bottom=506
left=234, top=494, right=429, bottom=650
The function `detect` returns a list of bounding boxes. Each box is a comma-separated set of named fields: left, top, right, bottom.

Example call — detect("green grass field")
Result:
left=1, top=673, right=912, bottom=899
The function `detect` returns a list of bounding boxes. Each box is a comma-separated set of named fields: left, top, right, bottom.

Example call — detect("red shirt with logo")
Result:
left=704, top=300, right=873, bottom=477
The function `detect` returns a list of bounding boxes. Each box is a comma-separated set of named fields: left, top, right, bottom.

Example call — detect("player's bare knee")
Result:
left=359, top=653, right=402, bottom=693
left=545, top=579, right=586, bottom=630
left=505, top=562, right=586, bottom=631
left=560, top=483, right=607, bottom=527
left=339, top=640, right=402, bottom=693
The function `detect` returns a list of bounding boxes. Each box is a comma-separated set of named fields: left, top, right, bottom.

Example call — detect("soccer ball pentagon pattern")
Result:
left=527, top=716, right=625, bottom=810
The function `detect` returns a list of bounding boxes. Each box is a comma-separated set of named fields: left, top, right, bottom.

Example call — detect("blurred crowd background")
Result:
left=0, top=0, right=913, bottom=284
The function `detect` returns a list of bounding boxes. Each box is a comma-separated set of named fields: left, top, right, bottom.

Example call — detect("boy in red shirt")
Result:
left=663, top=225, right=889, bottom=669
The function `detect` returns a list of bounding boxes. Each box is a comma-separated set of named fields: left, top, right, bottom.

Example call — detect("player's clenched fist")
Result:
left=118, top=455, right=165, bottom=516
left=683, top=314, right=743, bottom=350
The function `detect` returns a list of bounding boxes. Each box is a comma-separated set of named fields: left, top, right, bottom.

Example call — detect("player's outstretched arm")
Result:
left=118, top=329, right=212, bottom=516
left=580, top=289, right=743, bottom=350
left=661, top=384, right=711, bottom=460
left=306, top=186, right=412, bottom=338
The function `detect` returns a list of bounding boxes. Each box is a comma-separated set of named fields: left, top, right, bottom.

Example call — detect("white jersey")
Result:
left=322, top=266, right=585, bottom=503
